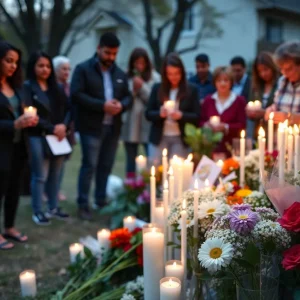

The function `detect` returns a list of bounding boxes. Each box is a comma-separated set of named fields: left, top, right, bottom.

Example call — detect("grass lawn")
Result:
left=0, top=142, right=129, bottom=300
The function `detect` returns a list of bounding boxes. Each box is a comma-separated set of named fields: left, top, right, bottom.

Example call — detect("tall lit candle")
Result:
left=154, top=201, right=164, bottom=229
left=19, top=270, right=37, bottom=297
left=278, top=123, right=286, bottom=186
left=294, top=125, right=300, bottom=178
left=150, top=166, right=156, bottom=222
left=183, top=154, right=194, bottom=191
left=123, top=216, right=136, bottom=232
left=181, top=199, right=187, bottom=294
left=268, top=112, right=274, bottom=153
left=160, top=277, right=181, bottom=300
left=135, top=155, right=147, bottom=173
left=258, top=127, right=266, bottom=192
left=143, top=224, right=164, bottom=300
left=168, top=167, right=174, bottom=204
left=287, top=127, right=294, bottom=172
left=178, top=162, right=183, bottom=200
left=284, top=120, right=289, bottom=156
left=163, top=180, right=169, bottom=262
left=69, top=243, right=84, bottom=263
left=97, top=229, right=111, bottom=253
left=162, top=148, right=168, bottom=186
left=193, top=180, right=199, bottom=238
left=239, top=130, right=246, bottom=187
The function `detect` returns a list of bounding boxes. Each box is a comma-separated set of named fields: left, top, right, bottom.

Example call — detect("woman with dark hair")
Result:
left=0, top=41, right=38, bottom=249
left=145, top=53, right=199, bottom=162
left=25, top=51, right=70, bottom=225
left=247, top=52, right=279, bottom=139
left=122, top=48, right=160, bottom=177
left=199, top=66, right=246, bottom=158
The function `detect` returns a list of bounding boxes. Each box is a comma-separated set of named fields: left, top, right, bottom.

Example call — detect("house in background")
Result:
left=63, top=0, right=300, bottom=75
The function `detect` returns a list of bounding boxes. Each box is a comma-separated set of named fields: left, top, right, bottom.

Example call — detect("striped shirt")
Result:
left=274, top=76, right=300, bottom=113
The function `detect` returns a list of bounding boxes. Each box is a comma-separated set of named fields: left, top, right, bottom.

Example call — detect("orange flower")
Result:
left=222, top=158, right=239, bottom=175
left=227, top=195, right=243, bottom=206
left=109, top=228, right=132, bottom=248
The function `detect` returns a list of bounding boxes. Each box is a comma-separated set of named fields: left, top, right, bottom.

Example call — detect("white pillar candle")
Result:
left=162, top=148, right=168, bottom=186
left=143, top=224, right=164, bottom=300
left=181, top=200, right=187, bottom=294
left=163, top=180, right=169, bottom=263
left=123, top=216, right=136, bottom=232
left=150, top=166, right=156, bottom=223
left=177, top=162, right=183, bottom=200
left=258, top=127, right=266, bottom=192
left=160, top=277, right=181, bottom=300
left=268, top=112, right=274, bottom=153
left=165, top=260, right=184, bottom=283
left=19, top=270, right=37, bottom=298
left=183, top=154, right=194, bottom=191
left=239, top=130, right=246, bottom=187
left=164, top=100, right=176, bottom=114
left=284, top=120, right=289, bottom=157
left=294, top=125, right=300, bottom=178
left=154, top=201, right=164, bottom=229
left=254, top=100, right=262, bottom=110
left=287, top=127, right=294, bottom=172
left=97, top=229, right=111, bottom=253
left=135, top=155, right=147, bottom=173
left=209, top=115, right=220, bottom=127
left=193, top=179, right=199, bottom=238
left=69, top=243, right=84, bottom=263
left=168, top=167, right=175, bottom=205
left=277, top=122, right=282, bottom=152
left=278, top=124, right=286, bottom=186
left=24, top=106, right=37, bottom=117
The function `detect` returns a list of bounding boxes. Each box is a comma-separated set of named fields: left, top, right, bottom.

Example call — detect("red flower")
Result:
left=136, top=244, right=143, bottom=266
left=109, top=228, right=132, bottom=248
left=282, top=245, right=300, bottom=270
left=278, top=202, right=300, bottom=232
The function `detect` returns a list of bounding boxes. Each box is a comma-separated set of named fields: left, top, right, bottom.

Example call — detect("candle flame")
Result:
left=164, top=180, right=168, bottom=190
left=168, top=166, right=173, bottom=175
left=126, top=216, right=133, bottom=222
left=137, top=155, right=143, bottom=160
left=172, top=262, right=177, bottom=267
left=162, top=148, right=167, bottom=157
left=151, top=228, right=156, bottom=233
left=294, top=124, right=299, bottom=134
left=168, top=278, right=173, bottom=285
left=241, top=130, right=245, bottom=138
left=259, top=127, right=265, bottom=138
left=248, top=101, right=254, bottom=106
left=254, top=100, right=261, bottom=105
left=205, top=179, right=210, bottom=187
left=187, top=153, right=193, bottom=162
left=182, top=199, right=186, bottom=210
left=194, top=179, right=198, bottom=189
left=151, top=166, right=155, bottom=176
left=269, top=112, right=274, bottom=120
left=216, top=159, right=224, bottom=168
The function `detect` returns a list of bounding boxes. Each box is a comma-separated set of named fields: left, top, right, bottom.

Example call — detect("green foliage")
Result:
left=184, top=123, right=223, bottom=160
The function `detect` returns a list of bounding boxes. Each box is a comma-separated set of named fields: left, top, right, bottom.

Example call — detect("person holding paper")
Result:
left=71, top=33, right=131, bottom=220
left=146, top=53, right=199, bottom=161
left=0, top=41, right=38, bottom=249
left=25, top=51, right=70, bottom=225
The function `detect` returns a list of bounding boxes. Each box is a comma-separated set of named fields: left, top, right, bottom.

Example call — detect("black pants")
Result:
left=124, top=142, right=148, bottom=174
left=0, top=143, right=26, bottom=230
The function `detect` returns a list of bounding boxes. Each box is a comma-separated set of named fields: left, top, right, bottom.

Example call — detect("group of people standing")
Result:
left=1, top=32, right=300, bottom=250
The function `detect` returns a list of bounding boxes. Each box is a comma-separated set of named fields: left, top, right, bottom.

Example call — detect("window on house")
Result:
left=265, top=18, right=283, bottom=43
left=183, top=6, right=194, bottom=32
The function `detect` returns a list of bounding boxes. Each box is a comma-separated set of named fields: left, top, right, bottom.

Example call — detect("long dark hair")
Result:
left=252, top=52, right=279, bottom=92
left=26, top=51, right=60, bottom=97
left=128, top=48, right=152, bottom=81
left=159, top=52, right=187, bottom=103
left=0, top=41, right=23, bottom=89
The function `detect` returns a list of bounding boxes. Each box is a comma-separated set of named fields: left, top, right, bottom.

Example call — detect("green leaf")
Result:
left=212, top=132, right=223, bottom=142
left=232, top=258, right=254, bottom=270
left=243, top=242, right=260, bottom=267
left=185, top=123, right=197, bottom=137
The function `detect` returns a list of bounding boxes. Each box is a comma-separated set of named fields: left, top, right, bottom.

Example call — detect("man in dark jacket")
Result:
left=71, top=32, right=131, bottom=220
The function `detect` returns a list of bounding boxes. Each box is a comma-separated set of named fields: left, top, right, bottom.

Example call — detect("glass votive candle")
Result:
left=97, top=228, right=111, bottom=252
left=123, top=216, right=136, bottom=232
left=19, top=270, right=37, bottom=297
left=160, top=277, right=181, bottom=300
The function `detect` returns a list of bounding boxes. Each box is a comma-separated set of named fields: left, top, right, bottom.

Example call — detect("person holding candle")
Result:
left=265, top=41, right=300, bottom=125
left=121, top=48, right=160, bottom=178
left=246, top=52, right=279, bottom=140
left=25, top=51, right=70, bottom=225
left=200, top=66, right=247, bottom=158
left=0, top=41, right=39, bottom=250
left=146, top=53, right=199, bottom=162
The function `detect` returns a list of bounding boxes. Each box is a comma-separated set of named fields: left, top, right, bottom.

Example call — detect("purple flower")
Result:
left=124, top=178, right=136, bottom=189
left=232, top=204, right=252, bottom=211
left=137, top=190, right=150, bottom=204
left=228, top=209, right=259, bottom=235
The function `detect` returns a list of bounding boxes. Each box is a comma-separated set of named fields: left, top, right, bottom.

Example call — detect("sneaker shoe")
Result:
left=32, top=212, right=51, bottom=225
left=45, top=208, right=69, bottom=220
left=78, top=207, right=92, bottom=221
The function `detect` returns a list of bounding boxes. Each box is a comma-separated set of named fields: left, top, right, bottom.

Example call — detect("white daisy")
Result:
left=198, top=237, right=234, bottom=273
left=198, top=200, right=225, bottom=219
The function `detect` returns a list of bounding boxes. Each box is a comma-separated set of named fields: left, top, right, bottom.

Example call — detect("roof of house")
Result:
left=257, top=0, right=300, bottom=15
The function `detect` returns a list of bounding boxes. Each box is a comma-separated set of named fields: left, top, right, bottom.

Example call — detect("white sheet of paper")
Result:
left=223, top=172, right=237, bottom=183
left=45, top=135, right=72, bottom=156
left=191, top=155, right=221, bottom=188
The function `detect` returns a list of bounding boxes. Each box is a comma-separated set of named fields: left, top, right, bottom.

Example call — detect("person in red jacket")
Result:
left=199, top=66, right=246, bottom=158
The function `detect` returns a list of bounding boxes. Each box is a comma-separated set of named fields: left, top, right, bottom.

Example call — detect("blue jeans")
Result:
left=124, top=142, right=148, bottom=174
left=29, top=137, right=64, bottom=214
left=77, top=126, right=119, bottom=208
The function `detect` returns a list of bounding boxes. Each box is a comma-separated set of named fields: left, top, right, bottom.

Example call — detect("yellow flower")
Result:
left=234, top=189, right=252, bottom=198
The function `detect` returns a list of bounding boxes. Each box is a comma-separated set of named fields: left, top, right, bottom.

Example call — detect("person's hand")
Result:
left=264, top=104, right=276, bottom=121
left=133, top=76, right=144, bottom=92
left=14, top=115, right=39, bottom=129
left=160, top=106, right=168, bottom=118
left=54, top=124, right=66, bottom=141
left=246, top=108, right=265, bottom=120
left=212, top=122, right=227, bottom=133
left=104, top=99, right=122, bottom=115
left=170, top=110, right=183, bottom=121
